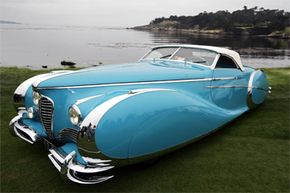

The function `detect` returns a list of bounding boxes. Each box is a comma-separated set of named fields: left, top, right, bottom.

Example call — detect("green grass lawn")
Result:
left=0, top=67, right=289, bottom=192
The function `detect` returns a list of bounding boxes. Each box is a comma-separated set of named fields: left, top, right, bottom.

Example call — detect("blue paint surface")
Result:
left=17, top=59, right=268, bottom=165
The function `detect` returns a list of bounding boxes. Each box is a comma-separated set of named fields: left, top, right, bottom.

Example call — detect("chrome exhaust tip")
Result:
left=268, top=86, right=272, bottom=94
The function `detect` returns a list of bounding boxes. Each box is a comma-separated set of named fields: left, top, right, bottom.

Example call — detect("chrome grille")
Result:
left=39, top=96, right=54, bottom=138
left=59, top=128, right=78, bottom=142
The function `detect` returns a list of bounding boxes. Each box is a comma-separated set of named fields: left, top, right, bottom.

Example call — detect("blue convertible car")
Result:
left=10, top=45, right=270, bottom=184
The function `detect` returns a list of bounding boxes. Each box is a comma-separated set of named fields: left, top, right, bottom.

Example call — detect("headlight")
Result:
left=69, top=105, right=81, bottom=125
left=32, top=91, right=41, bottom=105
left=27, top=107, right=34, bottom=119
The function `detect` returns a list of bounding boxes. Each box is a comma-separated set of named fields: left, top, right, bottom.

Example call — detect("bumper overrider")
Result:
left=9, top=109, right=40, bottom=144
left=9, top=110, right=114, bottom=184
left=48, top=148, right=114, bottom=184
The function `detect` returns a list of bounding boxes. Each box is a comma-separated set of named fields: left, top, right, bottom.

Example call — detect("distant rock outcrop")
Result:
left=61, top=61, right=76, bottom=68
left=0, top=20, right=21, bottom=24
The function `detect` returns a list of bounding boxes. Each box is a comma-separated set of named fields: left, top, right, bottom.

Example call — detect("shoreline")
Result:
left=131, top=25, right=290, bottom=39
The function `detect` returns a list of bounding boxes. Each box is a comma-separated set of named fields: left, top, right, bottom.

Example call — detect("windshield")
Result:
left=142, top=47, right=218, bottom=66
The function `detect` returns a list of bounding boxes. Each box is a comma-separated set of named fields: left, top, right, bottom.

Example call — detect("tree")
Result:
left=148, top=6, right=289, bottom=35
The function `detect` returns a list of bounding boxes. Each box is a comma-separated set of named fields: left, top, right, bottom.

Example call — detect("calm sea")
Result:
left=0, top=23, right=289, bottom=69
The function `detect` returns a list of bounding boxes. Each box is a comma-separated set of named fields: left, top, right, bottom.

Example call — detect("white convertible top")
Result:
left=152, top=44, right=244, bottom=70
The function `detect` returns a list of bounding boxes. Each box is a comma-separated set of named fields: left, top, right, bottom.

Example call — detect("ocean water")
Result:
left=0, top=23, right=289, bottom=69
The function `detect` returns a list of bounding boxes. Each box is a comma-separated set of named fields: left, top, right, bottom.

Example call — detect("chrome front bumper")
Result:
left=9, top=110, right=40, bottom=144
left=9, top=111, right=115, bottom=184
left=48, top=148, right=114, bottom=184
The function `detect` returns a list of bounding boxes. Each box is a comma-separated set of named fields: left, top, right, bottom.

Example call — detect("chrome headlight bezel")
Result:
left=32, top=91, right=41, bottom=105
left=27, top=107, right=34, bottom=119
left=69, top=105, right=82, bottom=125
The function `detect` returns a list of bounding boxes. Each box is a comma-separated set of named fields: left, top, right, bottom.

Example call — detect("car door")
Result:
left=210, top=55, right=248, bottom=110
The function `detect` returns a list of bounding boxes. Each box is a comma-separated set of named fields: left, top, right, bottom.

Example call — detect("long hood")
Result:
left=36, top=61, right=211, bottom=88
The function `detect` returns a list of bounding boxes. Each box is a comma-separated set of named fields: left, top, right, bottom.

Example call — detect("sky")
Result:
left=0, top=0, right=289, bottom=27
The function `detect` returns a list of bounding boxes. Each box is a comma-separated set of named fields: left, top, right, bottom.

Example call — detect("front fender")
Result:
left=89, top=88, right=243, bottom=160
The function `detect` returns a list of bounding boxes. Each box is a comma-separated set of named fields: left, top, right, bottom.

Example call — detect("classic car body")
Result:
left=9, top=45, right=270, bottom=184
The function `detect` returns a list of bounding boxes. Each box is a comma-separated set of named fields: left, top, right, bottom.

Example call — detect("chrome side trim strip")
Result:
left=75, top=94, right=103, bottom=105
left=212, top=77, right=239, bottom=81
left=207, top=85, right=269, bottom=92
left=80, top=88, right=174, bottom=129
left=36, top=77, right=238, bottom=90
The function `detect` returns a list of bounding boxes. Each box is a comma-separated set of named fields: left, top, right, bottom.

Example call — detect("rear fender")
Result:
left=247, top=70, right=269, bottom=108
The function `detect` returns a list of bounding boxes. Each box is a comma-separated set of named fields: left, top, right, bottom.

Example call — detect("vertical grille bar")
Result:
left=59, top=128, right=78, bottom=142
left=39, top=96, right=54, bottom=138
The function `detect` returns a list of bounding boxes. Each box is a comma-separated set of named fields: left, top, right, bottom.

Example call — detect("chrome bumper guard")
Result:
left=9, top=111, right=40, bottom=144
left=48, top=148, right=114, bottom=184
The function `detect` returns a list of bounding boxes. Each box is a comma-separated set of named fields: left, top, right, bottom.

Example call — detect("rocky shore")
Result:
left=132, top=24, right=290, bottom=39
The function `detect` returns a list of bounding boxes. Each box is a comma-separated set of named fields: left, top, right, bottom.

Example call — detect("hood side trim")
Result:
left=35, top=77, right=237, bottom=90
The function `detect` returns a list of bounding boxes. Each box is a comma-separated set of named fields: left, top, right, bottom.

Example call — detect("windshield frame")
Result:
left=139, top=46, right=220, bottom=69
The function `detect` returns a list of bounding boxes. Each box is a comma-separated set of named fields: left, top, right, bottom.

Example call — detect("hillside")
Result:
left=133, top=6, right=290, bottom=39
